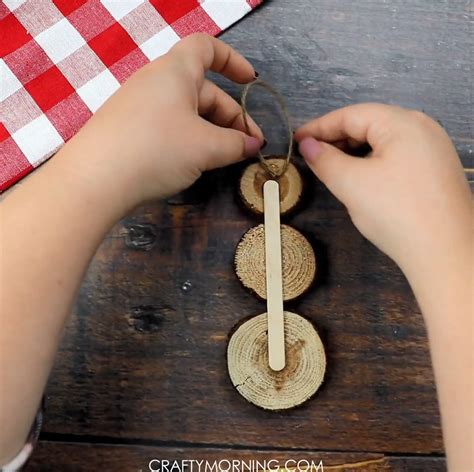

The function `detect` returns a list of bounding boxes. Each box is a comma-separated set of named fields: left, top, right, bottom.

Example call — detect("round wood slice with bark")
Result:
left=227, top=311, right=326, bottom=410
left=234, top=224, right=316, bottom=301
left=238, top=157, right=303, bottom=215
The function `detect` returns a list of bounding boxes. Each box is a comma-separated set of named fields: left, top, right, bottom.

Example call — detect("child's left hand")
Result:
left=67, top=33, right=263, bottom=207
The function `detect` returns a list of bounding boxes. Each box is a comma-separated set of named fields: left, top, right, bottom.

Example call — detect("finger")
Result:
left=346, top=137, right=365, bottom=149
left=294, top=103, right=406, bottom=149
left=198, top=80, right=264, bottom=141
left=332, top=139, right=359, bottom=152
left=197, top=120, right=262, bottom=171
left=331, top=139, right=345, bottom=151
left=298, top=136, right=366, bottom=204
left=332, top=139, right=373, bottom=157
left=171, top=33, right=255, bottom=84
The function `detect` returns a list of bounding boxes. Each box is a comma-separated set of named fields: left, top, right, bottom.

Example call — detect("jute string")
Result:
left=241, top=79, right=294, bottom=179
left=241, top=80, right=474, bottom=182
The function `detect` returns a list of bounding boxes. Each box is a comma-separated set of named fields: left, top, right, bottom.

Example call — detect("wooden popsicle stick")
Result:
left=263, top=179, right=286, bottom=371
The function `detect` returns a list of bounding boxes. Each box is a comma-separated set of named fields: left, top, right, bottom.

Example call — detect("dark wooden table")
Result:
left=26, top=0, right=473, bottom=470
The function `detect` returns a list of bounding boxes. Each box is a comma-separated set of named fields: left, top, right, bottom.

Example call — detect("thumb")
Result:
left=298, top=136, right=363, bottom=204
left=199, top=121, right=262, bottom=171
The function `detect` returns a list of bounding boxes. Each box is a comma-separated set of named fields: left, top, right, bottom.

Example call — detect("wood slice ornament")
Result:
left=235, top=224, right=316, bottom=301
left=227, top=312, right=326, bottom=410
left=239, top=157, right=303, bottom=215
left=226, top=79, right=327, bottom=411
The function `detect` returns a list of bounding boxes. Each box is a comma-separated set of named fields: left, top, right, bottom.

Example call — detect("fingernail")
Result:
left=244, top=135, right=261, bottom=157
left=299, top=137, right=322, bottom=162
left=254, top=71, right=259, bottom=78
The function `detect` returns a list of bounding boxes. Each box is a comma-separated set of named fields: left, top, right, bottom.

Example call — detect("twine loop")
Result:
left=241, top=80, right=294, bottom=179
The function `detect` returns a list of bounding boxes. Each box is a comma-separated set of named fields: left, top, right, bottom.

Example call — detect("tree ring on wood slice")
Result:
left=235, top=224, right=316, bottom=301
left=227, top=312, right=326, bottom=410
left=239, top=157, right=303, bottom=215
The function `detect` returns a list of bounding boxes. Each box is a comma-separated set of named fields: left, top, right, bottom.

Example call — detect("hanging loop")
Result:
left=241, top=79, right=294, bottom=179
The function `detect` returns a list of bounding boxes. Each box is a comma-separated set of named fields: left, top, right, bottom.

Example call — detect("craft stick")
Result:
left=263, top=180, right=286, bottom=371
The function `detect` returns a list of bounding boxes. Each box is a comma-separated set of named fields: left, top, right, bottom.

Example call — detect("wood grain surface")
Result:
left=33, top=0, right=473, bottom=469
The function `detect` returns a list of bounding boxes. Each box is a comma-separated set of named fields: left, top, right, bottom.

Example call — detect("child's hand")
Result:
left=296, top=105, right=473, bottom=470
left=294, top=104, right=472, bottom=274
left=71, top=33, right=263, bottom=206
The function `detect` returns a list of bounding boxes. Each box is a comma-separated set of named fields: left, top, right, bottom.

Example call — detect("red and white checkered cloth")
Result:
left=0, top=0, right=262, bottom=192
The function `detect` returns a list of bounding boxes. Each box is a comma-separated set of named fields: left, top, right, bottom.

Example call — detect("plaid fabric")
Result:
left=0, top=0, right=262, bottom=192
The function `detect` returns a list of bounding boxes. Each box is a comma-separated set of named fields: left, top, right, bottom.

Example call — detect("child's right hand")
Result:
left=294, top=104, right=472, bottom=276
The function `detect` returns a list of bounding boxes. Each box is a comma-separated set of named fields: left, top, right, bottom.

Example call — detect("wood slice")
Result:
left=239, top=157, right=303, bottom=215
left=227, top=312, right=326, bottom=410
left=235, top=224, right=316, bottom=301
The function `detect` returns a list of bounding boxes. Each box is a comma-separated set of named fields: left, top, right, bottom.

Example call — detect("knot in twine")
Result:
left=241, top=79, right=294, bottom=179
